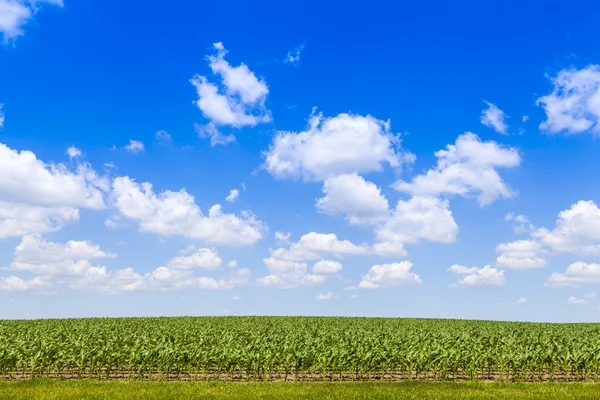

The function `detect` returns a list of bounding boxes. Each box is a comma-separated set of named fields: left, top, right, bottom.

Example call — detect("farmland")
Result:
left=1, top=317, right=600, bottom=382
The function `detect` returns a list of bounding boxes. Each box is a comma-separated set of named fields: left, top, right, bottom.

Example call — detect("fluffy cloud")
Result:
left=225, top=189, right=239, bottom=203
left=70, top=266, right=251, bottom=294
left=0, top=0, right=62, bottom=42
left=505, top=213, right=534, bottom=234
left=358, top=262, right=421, bottom=289
left=0, top=104, right=4, bottom=128
left=393, top=133, right=520, bottom=206
left=316, top=292, right=337, bottom=301
left=110, top=177, right=266, bottom=246
left=66, top=146, right=82, bottom=159
left=449, top=265, right=505, bottom=286
left=166, top=248, right=222, bottom=270
left=567, top=296, right=587, bottom=305
left=124, top=140, right=144, bottom=153
left=0, top=142, right=108, bottom=238
left=495, top=240, right=546, bottom=269
left=0, top=276, right=49, bottom=292
left=194, top=122, right=235, bottom=147
left=154, top=131, right=172, bottom=145
left=533, top=200, right=600, bottom=255
left=537, top=65, right=600, bottom=134
left=316, top=174, right=389, bottom=225
left=372, top=196, right=458, bottom=256
left=546, top=262, right=600, bottom=287
left=9, top=234, right=115, bottom=276
left=480, top=101, right=508, bottom=134
left=510, top=297, right=527, bottom=305
left=264, top=110, right=412, bottom=181
left=269, top=232, right=369, bottom=262
left=258, top=257, right=326, bottom=288
left=190, top=42, right=270, bottom=137
left=312, top=260, right=342, bottom=274
left=274, top=231, right=291, bottom=244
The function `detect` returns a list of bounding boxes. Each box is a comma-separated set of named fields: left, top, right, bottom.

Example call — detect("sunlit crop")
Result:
left=1, top=317, right=599, bottom=381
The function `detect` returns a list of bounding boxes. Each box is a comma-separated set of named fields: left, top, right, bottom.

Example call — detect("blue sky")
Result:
left=1, top=0, right=600, bottom=322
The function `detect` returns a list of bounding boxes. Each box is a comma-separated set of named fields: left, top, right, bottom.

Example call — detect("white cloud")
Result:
left=285, top=43, right=305, bottom=65
left=274, top=231, right=291, bottom=244
left=313, top=260, right=342, bottom=274
left=450, top=265, right=505, bottom=286
left=505, top=213, right=534, bottom=234
left=258, top=257, right=326, bottom=288
left=0, top=104, right=4, bottom=128
left=533, top=200, right=600, bottom=255
left=495, top=240, right=546, bottom=270
left=393, top=132, right=520, bottom=206
left=537, top=65, right=600, bottom=134
left=0, top=142, right=107, bottom=238
left=264, top=110, right=412, bottom=181
left=522, top=116, right=529, bottom=123
left=358, top=261, right=421, bottom=289
left=191, top=42, right=270, bottom=134
left=227, top=260, right=237, bottom=268
left=9, top=234, right=115, bottom=276
left=167, top=248, right=222, bottom=270
left=0, top=275, right=49, bottom=292
left=110, top=176, right=266, bottom=246
left=509, top=297, right=527, bottom=306
left=194, top=123, right=235, bottom=147
left=316, top=292, right=337, bottom=301
left=226, top=189, right=239, bottom=203
left=155, top=130, right=172, bottom=145
left=0, top=0, right=62, bottom=42
left=586, top=292, right=598, bottom=299
left=66, top=146, right=82, bottom=159
left=124, top=140, right=144, bottom=154
left=567, top=296, right=588, bottom=305
left=269, top=232, right=369, bottom=262
left=70, top=266, right=251, bottom=294
left=373, top=196, right=458, bottom=256
left=316, top=174, right=389, bottom=225
left=447, top=264, right=479, bottom=275
left=480, top=101, right=508, bottom=134
left=546, top=262, right=600, bottom=287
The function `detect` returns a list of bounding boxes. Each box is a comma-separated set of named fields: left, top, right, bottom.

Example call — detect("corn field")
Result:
left=1, top=317, right=600, bottom=382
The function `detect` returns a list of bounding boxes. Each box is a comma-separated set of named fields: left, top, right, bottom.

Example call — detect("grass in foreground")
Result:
left=2, top=380, right=600, bottom=400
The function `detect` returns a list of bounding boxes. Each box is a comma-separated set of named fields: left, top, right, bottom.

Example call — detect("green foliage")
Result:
left=1, top=317, right=599, bottom=381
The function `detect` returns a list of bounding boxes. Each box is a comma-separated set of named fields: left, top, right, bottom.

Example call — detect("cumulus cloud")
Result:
left=124, top=140, right=144, bottom=153
left=393, top=132, right=520, bottom=206
left=0, top=275, right=49, bottom=292
left=372, top=196, right=458, bottom=256
left=190, top=42, right=270, bottom=144
left=268, top=232, right=369, bottom=262
left=505, top=213, right=534, bottom=234
left=9, top=234, right=115, bottom=276
left=546, top=262, right=600, bottom=287
left=537, top=65, right=600, bottom=134
left=166, top=248, right=222, bottom=270
left=567, top=296, right=588, bottom=305
left=0, top=104, right=3, bottom=128
left=66, top=146, right=82, bottom=159
left=449, top=265, right=505, bottom=286
left=274, top=231, right=291, bottom=244
left=258, top=257, right=326, bottom=288
left=264, top=110, right=413, bottom=181
left=316, top=292, right=337, bottom=301
left=0, top=142, right=108, bottom=238
left=312, top=260, right=342, bottom=274
left=533, top=200, right=600, bottom=255
left=495, top=240, right=546, bottom=270
left=316, top=173, right=389, bottom=225
left=509, top=297, right=527, bottom=306
left=225, top=189, right=239, bottom=203
left=0, top=0, right=62, bottom=42
left=480, top=101, right=508, bottom=134
left=110, top=176, right=266, bottom=246
left=358, top=261, right=421, bottom=289
left=154, top=131, right=172, bottom=145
